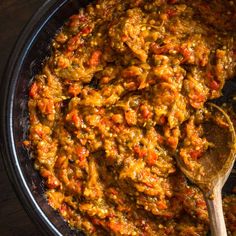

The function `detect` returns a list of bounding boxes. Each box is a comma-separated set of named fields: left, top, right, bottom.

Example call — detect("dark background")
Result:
left=0, top=1, right=45, bottom=235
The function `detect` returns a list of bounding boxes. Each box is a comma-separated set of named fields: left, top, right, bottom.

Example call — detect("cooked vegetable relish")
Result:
left=27, top=0, right=236, bottom=235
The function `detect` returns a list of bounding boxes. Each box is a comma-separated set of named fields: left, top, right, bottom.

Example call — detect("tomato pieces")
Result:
left=209, top=80, right=220, bottom=90
left=29, top=82, right=38, bottom=98
left=88, top=50, right=102, bottom=67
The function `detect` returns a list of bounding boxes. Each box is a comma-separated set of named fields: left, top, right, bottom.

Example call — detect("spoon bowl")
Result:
left=176, top=103, right=236, bottom=236
left=176, top=103, right=236, bottom=194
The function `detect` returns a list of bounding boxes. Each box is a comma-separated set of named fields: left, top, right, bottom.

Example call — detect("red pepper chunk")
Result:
left=146, top=151, right=158, bottom=166
left=159, top=115, right=167, bottom=125
left=72, top=113, right=80, bottom=124
left=180, top=47, right=191, bottom=63
left=166, top=8, right=177, bottom=18
left=140, top=105, right=152, bottom=119
left=81, top=26, right=92, bottom=35
left=29, top=82, right=38, bottom=98
left=108, top=221, right=122, bottom=233
left=40, top=169, right=60, bottom=189
left=150, top=42, right=171, bottom=55
left=209, top=80, right=220, bottom=90
left=189, top=149, right=203, bottom=160
left=156, top=201, right=168, bottom=210
left=206, top=71, right=213, bottom=79
left=69, top=14, right=88, bottom=28
left=67, top=33, right=82, bottom=51
left=133, top=145, right=147, bottom=158
left=76, top=146, right=89, bottom=161
left=88, top=50, right=102, bottom=67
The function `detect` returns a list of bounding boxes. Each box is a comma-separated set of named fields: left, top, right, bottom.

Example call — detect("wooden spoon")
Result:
left=176, top=103, right=236, bottom=236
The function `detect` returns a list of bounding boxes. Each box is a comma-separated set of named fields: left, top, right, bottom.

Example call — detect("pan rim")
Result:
left=0, top=0, right=70, bottom=235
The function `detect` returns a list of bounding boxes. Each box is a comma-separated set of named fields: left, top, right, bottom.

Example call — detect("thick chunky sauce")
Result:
left=27, top=0, right=236, bottom=235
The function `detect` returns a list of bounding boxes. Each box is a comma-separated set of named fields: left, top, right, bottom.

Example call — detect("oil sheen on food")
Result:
left=27, top=0, right=236, bottom=235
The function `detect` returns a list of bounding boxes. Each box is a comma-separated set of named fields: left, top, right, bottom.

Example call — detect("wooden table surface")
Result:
left=0, top=1, right=46, bottom=235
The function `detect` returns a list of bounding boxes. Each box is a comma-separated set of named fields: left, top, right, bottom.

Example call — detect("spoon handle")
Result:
left=205, top=188, right=227, bottom=236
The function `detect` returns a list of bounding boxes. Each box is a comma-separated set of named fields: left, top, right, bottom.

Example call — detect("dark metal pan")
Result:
left=0, top=0, right=235, bottom=235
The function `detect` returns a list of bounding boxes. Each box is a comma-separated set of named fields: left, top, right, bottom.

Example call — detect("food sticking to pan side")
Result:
left=25, top=0, right=236, bottom=235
